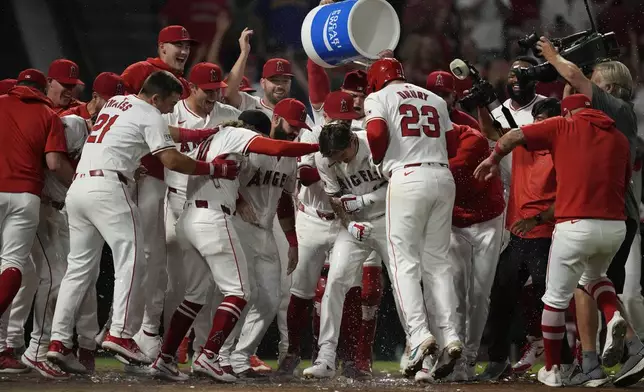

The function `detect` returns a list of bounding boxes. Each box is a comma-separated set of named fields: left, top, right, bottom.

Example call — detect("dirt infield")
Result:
left=1, top=370, right=640, bottom=392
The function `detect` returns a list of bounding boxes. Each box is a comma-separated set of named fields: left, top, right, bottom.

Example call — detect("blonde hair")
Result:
left=220, top=120, right=258, bottom=133
left=594, top=61, right=634, bottom=101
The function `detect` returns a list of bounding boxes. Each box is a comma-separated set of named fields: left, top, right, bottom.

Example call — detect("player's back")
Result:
left=365, top=83, right=453, bottom=176
left=76, top=95, right=174, bottom=181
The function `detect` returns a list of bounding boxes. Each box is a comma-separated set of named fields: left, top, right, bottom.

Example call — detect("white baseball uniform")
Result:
left=51, top=95, right=176, bottom=346
left=365, top=83, right=459, bottom=348
left=228, top=152, right=297, bottom=372
left=157, top=100, right=240, bottom=336
left=313, top=131, right=389, bottom=368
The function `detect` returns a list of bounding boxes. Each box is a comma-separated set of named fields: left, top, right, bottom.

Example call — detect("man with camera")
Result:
left=476, top=58, right=555, bottom=381
left=536, top=36, right=644, bottom=387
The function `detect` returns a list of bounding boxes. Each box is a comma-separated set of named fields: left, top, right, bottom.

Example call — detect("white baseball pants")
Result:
left=621, top=232, right=644, bottom=337
left=51, top=174, right=146, bottom=345
left=543, top=219, right=626, bottom=309
left=163, top=191, right=188, bottom=332
left=449, top=214, right=504, bottom=362
left=386, top=165, right=458, bottom=348
left=316, top=216, right=388, bottom=367
left=275, top=215, right=291, bottom=360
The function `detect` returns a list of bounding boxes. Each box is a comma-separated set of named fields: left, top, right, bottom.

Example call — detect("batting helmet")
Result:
left=367, top=58, right=405, bottom=93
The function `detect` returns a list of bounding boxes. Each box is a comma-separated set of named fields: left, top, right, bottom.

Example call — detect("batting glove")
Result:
left=211, top=157, right=239, bottom=180
left=340, top=194, right=365, bottom=213
left=347, top=221, right=373, bottom=242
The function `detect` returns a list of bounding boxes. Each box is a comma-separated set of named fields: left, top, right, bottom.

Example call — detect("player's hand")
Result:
left=286, top=246, right=299, bottom=275
left=319, top=0, right=335, bottom=5
left=236, top=197, right=258, bottom=224
left=348, top=221, right=373, bottom=242
left=536, top=37, right=558, bottom=61
left=215, top=11, right=232, bottom=34
left=134, top=165, right=147, bottom=181
left=211, top=155, right=239, bottom=180
left=563, top=83, right=576, bottom=98
left=340, top=194, right=365, bottom=213
left=510, top=217, right=538, bottom=236
left=474, top=156, right=500, bottom=181
left=239, top=28, right=253, bottom=54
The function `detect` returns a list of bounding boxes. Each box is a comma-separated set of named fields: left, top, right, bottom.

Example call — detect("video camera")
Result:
left=514, top=0, right=620, bottom=83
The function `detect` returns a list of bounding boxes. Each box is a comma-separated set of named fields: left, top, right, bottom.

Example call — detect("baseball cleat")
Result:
left=77, top=348, right=96, bottom=373
left=399, top=341, right=410, bottom=376
left=445, top=357, right=474, bottom=382
left=133, top=331, right=162, bottom=360
left=192, top=348, right=237, bottom=383
left=102, top=334, right=151, bottom=365
left=151, top=353, right=189, bottom=381
left=236, top=368, right=269, bottom=380
left=21, top=354, right=69, bottom=380
left=250, top=354, right=272, bottom=373
left=512, top=336, right=544, bottom=374
left=0, top=349, right=30, bottom=374
left=602, top=311, right=627, bottom=368
left=303, top=360, right=335, bottom=379
left=275, top=353, right=301, bottom=378
left=431, top=340, right=463, bottom=380
left=562, top=364, right=609, bottom=387
left=538, top=365, right=562, bottom=387
left=46, top=340, right=87, bottom=374
left=403, top=335, right=437, bottom=378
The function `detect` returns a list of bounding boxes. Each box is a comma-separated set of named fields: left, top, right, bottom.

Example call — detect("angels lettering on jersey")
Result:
left=246, top=167, right=292, bottom=189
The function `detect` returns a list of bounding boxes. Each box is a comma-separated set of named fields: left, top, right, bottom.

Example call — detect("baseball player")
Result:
left=47, top=59, right=84, bottom=115
left=277, top=91, right=363, bottom=376
left=364, top=58, right=463, bottom=377
left=415, top=124, right=505, bottom=383
left=115, top=25, right=195, bottom=362
left=0, top=69, right=73, bottom=372
left=60, top=72, right=126, bottom=119
left=0, top=79, right=17, bottom=95
left=302, top=123, right=388, bottom=379
left=18, top=115, right=93, bottom=379
left=46, top=71, right=239, bottom=369
left=149, top=110, right=318, bottom=382
left=226, top=99, right=311, bottom=377
left=475, top=94, right=630, bottom=387
left=426, top=71, right=480, bottom=130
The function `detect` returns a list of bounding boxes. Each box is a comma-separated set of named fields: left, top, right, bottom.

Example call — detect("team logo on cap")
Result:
left=69, top=65, right=78, bottom=78
left=340, top=99, right=349, bottom=113
left=300, top=109, right=307, bottom=122
left=276, top=61, right=284, bottom=73
left=115, top=81, right=125, bottom=95
left=210, top=69, right=220, bottom=82
left=435, top=74, right=444, bottom=87
left=181, top=27, right=189, bottom=39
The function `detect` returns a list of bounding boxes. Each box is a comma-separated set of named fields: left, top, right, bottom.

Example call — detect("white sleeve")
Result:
left=314, top=153, right=341, bottom=195
left=220, top=126, right=260, bottom=155
left=365, top=95, right=387, bottom=124
left=311, top=104, right=325, bottom=126
left=239, top=92, right=260, bottom=111
left=145, top=113, right=176, bottom=154
left=207, top=103, right=242, bottom=127
left=61, top=115, right=89, bottom=161
left=285, top=161, right=298, bottom=194
left=162, top=111, right=178, bottom=127
left=437, top=99, right=454, bottom=134
left=297, top=128, right=319, bottom=168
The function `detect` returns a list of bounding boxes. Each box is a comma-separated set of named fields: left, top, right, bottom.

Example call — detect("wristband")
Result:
left=193, top=160, right=213, bottom=176
left=285, top=230, right=298, bottom=247
left=492, top=144, right=505, bottom=163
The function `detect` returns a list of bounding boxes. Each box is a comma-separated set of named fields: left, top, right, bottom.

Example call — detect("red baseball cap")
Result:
left=48, top=59, right=82, bottom=85
left=0, top=79, right=17, bottom=95
left=341, top=70, right=367, bottom=94
left=262, top=58, right=293, bottom=79
left=274, top=98, right=311, bottom=130
left=158, top=25, right=198, bottom=44
left=324, top=91, right=361, bottom=120
left=18, top=69, right=47, bottom=90
left=239, top=76, right=256, bottom=92
left=426, top=71, right=455, bottom=94
left=189, top=63, right=227, bottom=90
left=561, top=94, right=591, bottom=116
left=93, top=72, right=126, bottom=99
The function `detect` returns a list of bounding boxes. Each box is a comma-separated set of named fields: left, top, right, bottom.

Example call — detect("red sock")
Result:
left=161, top=300, right=203, bottom=356
left=312, top=275, right=327, bottom=356
left=0, top=268, right=22, bottom=316
left=586, top=278, right=619, bottom=323
left=203, top=296, right=246, bottom=354
left=338, top=286, right=361, bottom=363
left=287, top=295, right=311, bottom=355
left=356, top=266, right=382, bottom=370
left=542, top=304, right=566, bottom=370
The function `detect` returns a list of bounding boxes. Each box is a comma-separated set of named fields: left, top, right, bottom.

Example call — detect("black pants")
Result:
left=486, top=234, right=552, bottom=362
left=606, top=218, right=638, bottom=294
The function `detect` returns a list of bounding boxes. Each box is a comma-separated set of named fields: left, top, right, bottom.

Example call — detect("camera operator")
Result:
left=477, top=97, right=559, bottom=381
left=536, top=37, right=644, bottom=387
left=426, top=71, right=481, bottom=131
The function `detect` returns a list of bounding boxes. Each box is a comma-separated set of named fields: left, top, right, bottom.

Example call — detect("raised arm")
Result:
left=246, top=137, right=319, bottom=157
left=308, top=59, right=331, bottom=111
left=536, top=37, right=593, bottom=99
left=225, top=28, right=253, bottom=109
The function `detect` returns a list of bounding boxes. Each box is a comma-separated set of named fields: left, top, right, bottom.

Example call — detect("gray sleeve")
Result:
left=591, top=84, right=637, bottom=163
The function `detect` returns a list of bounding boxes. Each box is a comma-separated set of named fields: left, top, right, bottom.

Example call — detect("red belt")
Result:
left=193, top=200, right=234, bottom=216
left=73, top=170, right=128, bottom=185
